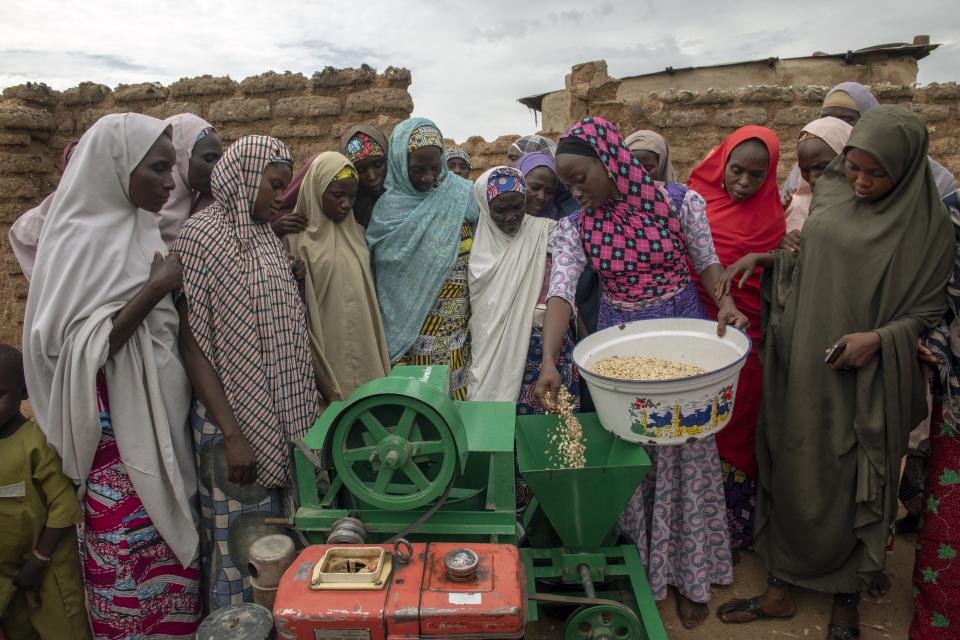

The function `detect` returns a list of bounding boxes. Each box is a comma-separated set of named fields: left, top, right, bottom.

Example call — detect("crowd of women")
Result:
left=4, top=80, right=960, bottom=640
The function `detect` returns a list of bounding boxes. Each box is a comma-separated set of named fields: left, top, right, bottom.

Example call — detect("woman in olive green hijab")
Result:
left=714, top=106, right=954, bottom=640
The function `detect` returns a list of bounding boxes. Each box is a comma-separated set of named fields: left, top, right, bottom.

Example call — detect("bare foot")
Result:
left=867, top=571, right=891, bottom=597
left=828, top=600, right=859, bottom=638
left=717, top=585, right=796, bottom=623
left=676, top=593, right=709, bottom=629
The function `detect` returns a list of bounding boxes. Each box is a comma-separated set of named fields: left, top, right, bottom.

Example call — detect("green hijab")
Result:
left=756, top=106, right=954, bottom=592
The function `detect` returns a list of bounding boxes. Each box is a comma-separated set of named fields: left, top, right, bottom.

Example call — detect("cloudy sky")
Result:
left=1, top=0, right=956, bottom=141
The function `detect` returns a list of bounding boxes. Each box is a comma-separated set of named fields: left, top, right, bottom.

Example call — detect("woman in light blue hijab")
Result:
left=366, top=117, right=479, bottom=399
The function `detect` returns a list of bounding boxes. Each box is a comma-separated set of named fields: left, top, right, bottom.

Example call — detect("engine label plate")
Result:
left=448, top=592, right=482, bottom=605
left=314, top=630, right=371, bottom=640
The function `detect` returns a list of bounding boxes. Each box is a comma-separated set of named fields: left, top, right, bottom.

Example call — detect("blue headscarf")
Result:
left=367, top=117, right=478, bottom=360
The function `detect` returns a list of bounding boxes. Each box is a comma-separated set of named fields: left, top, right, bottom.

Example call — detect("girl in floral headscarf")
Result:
left=340, top=124, right=389, bottom=228
left=535, top=116, right=747, bottom=629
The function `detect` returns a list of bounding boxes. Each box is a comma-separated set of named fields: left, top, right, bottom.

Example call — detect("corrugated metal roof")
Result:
left=517, top=40, right=940, bottom=112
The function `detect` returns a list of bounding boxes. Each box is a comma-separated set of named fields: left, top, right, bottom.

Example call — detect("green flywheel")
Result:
left=330, top=393, right=458, bottom=511
left=563, top=604, right=644, bottom=640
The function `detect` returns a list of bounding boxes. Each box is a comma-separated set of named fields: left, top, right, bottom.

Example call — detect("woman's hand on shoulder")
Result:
left=272, top=212, right=307, bottom=237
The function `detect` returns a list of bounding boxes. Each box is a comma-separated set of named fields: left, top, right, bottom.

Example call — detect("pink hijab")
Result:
left=783, top=117, right=853, bottom=233
left=9, top=142, right=78, bottom=281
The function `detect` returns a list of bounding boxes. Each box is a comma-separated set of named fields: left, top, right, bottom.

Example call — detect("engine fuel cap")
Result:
left=444, top=548, right=479, bottom=581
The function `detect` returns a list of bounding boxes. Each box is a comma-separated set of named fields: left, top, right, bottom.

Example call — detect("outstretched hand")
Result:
left=715, top=254, right=761, bottom=301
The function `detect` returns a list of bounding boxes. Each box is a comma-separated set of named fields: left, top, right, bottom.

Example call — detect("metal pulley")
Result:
left=562, top=604, right=644, bottom=640
left=325, top=372, right=468, bottom=511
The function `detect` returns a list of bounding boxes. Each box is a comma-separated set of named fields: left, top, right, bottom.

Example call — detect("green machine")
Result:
left=517, top=413, right=667, bottom=640
left=286, top=365, right=666, bottom=638
left=289, top=365, right=518, bottom=543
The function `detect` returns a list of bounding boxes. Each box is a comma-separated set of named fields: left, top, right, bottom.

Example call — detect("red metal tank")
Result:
left=273, top=542, right=524, bottom=640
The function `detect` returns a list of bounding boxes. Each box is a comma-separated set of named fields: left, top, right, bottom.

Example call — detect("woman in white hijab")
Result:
left=23, top=113, right=201, bottom=637
left=468, top=166, right=580, bottom=410
left=467, top=166, right=579, bottom=511
left=9, top=114, right=221, bottom=282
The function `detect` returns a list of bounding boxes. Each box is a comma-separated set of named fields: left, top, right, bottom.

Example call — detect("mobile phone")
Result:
left=824, top=342, right=846, bottom=364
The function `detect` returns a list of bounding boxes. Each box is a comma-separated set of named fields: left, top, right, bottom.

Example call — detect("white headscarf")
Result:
left=23, top=113, right=198, bottom=566
left=156, top=113, right=214, bottom=246
left=467, top=167, right=555, bottom=402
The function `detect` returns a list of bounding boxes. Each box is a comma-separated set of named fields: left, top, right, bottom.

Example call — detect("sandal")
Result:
left=716, top=597, right=795, bottom=624
left=826, top=623, right=860, bottom=639
left=827, top=592, right=860, bottom=639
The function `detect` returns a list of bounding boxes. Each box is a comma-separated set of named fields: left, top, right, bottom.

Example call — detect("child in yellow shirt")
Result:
left=0, top=344, right=91, bottom=639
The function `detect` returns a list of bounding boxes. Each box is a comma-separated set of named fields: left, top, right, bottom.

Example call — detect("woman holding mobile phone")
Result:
left=715, top=106, right=953, bottom=640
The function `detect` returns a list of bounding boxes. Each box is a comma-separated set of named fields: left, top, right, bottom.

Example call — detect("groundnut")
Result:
left=590, top=356, right=705, bottom=381
left=544, top=386, right=586, bottom=469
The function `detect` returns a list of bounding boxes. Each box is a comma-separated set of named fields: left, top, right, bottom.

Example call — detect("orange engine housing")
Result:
left=273, top=542, right=525, bottom=640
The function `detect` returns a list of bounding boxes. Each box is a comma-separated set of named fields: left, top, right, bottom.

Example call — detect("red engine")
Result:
left=273, top=542, right=525, bottom=639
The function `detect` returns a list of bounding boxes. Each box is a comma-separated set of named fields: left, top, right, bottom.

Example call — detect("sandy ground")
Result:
left=656, top=541, right=916, bottom=640
left=528, top=534, right=916, bottom=639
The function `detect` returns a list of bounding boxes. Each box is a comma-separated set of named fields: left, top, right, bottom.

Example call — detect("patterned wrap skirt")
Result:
left=83, top=374, right=201, bottom=638
left=606, top=286, right=734, bottom=603
left=398, top=222, right=473, bottom=399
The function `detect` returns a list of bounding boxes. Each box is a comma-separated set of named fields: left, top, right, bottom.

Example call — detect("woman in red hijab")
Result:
left=688, top=126, right=786, bottom=554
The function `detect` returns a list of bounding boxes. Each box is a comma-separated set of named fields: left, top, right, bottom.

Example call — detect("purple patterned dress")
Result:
left=600, top=288, right=734, bottom=603
left=548, top=194, right=734, bottom=604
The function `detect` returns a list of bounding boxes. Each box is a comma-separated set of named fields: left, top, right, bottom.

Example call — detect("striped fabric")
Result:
left=173, top=136, right=320, bottom=488
left=83, top=375, right=201, bottom=638
left=396, top=222, right=473, bottom=399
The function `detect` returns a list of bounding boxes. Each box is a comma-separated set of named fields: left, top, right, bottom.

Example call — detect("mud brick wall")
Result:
left=458, top=61, right=960, bottom=184
left=0, top=67, right=413, bottom=347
